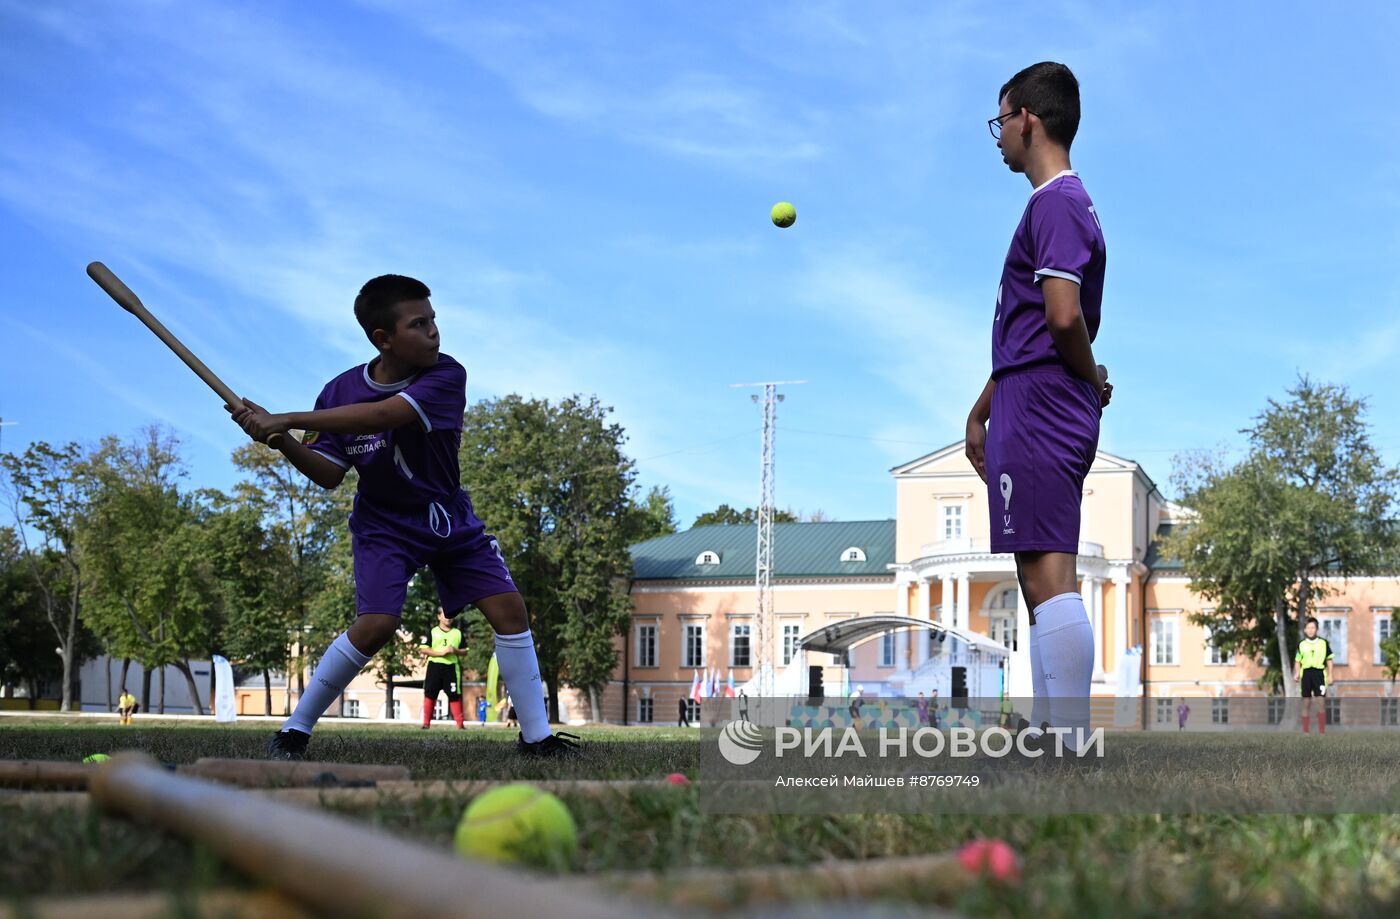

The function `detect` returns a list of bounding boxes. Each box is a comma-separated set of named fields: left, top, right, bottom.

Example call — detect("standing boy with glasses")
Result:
left=968, top=63, right=1113, bottom=753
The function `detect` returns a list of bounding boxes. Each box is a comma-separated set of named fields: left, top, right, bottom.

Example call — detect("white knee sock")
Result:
left=1029, top=627, right=1049, bottom=730
left=283, top=631, right=370, bottom=735
left=495, top=630, right=551, bottom=743
left=1033, top=593, right=1094, bottom=751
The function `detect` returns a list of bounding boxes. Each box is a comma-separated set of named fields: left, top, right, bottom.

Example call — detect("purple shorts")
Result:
left=349, top=490, right=516, bottom=616
left=985, top=365, right=1100, bottom=554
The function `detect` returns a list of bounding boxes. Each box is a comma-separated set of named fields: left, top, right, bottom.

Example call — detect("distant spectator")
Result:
left=117, top=689, right=137, bottom=725
left=1177, top=700, right=1190, bottom=731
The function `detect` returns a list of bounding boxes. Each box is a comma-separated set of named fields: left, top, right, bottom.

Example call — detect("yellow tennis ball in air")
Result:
left=770, top=201, right=796, bottom=228
left=454, top=784, right=578, bottom=865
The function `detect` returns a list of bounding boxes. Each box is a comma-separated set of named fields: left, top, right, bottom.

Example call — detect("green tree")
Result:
left=1, top=442, right=95, bottom=710
left=692, top=504, right=799, bottom=527
left=625, top=485, right=678, bottom=543
left=1381, top=608, right=1400, bottom=684
left=459, top=395, right=642, bottom=722
left=82, top=430, right=219, bottom=714
left=200, top=496, right=295, bottom=715
left=1167, top=378, right=1400, bottom=696
left=0, top=528, right=68, bottom=706
left=230, top=444, right=346, bottom=714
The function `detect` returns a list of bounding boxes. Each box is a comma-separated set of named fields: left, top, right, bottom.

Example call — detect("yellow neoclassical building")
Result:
left=246, top=440, right=1400, bottom=731
left=595, top=441, right=1400, bottom=729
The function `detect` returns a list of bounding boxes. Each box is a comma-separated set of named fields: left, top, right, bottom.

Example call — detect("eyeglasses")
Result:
left=987, top=108, right=1035, bottom=139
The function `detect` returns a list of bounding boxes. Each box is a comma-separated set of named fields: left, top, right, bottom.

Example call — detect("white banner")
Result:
left=212, top=655, right=237, bottom=723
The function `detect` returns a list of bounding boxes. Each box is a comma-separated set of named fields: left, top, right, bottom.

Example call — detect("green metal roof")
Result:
left=1144, top=522, right=1183, bottom=571
left=629, top=520, right=896, bottom=581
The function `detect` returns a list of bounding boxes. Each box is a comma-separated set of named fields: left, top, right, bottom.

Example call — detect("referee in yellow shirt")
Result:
left=418, top=608, right=468, bottom=729
left=1293, top=616, right=1333, bottom=735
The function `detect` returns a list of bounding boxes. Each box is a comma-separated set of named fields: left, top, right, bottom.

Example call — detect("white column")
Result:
left=894, top=578, right=911, bottom=674
left=956, top=572, right=971, bottom=632
left=1113, top=570, right=1130, bottom=678
left=913, top=579, right=931, bottom=670
left=1083, top=575, right=1105, bottom=682
left=940, top=573, right=954, bottom=624
left=1009, top=584, right=1033, bottom=697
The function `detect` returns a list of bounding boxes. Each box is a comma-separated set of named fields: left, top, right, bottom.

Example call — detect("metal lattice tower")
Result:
left=731, top=381, right=805, bottom=698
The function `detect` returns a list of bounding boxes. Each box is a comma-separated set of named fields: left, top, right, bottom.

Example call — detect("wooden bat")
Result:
left=88, top=754, right=648, bottom=919
left=0, top=757, right=407, bottom=791
left=86, top=261, right=284, bottom=448
left=565, top=849, right=988, bottom=908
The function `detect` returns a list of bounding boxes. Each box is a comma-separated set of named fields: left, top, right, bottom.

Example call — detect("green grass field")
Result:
left=3, top=719, right=1400, bottom=917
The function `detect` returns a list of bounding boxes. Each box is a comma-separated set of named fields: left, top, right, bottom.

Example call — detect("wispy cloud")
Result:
left=362, top=2, right=827, bottom=167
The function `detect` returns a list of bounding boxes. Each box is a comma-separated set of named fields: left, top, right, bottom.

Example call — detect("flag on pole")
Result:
left=706, top=668, right=716, bottom=699
left=726, top=670, right=737, bottom=698
left=690, top=670, right=702, bottom=702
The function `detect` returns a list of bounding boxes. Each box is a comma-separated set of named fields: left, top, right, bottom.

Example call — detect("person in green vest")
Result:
left=1293, top=616, right=1334, bottom=735
left=418, top=607, right=468, bottom=729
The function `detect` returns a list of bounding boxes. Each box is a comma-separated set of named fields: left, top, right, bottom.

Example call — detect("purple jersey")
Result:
left=992, top=171, right=1105, bottom=378
left=303, top=353, right=467, bottom=508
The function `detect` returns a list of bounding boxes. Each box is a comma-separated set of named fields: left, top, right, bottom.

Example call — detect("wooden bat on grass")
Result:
left=89, top=754, right=646, bottom=919
left=86, top=261, right=283, bottom=448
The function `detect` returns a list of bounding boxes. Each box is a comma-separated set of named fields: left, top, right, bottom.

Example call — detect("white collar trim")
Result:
left=362, top=359, right=419, bottom=392
left=1031, top=169, right=1078, bottom=196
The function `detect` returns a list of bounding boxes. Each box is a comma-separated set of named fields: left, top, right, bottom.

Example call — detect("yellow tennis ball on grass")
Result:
left=770, top=201, right=796, bottom=228
left=454, top=784, right=578, bottom=865
left=82, top=753, right=109, bottom=764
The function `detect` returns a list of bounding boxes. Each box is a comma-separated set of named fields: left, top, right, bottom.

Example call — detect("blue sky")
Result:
left=2, top=1, right=1398, bottom=527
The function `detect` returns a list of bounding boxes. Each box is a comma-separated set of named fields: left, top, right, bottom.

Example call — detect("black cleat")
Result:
left=266, top=729, right=310, bottom=761
left=516, top=731, right=581, bottom=757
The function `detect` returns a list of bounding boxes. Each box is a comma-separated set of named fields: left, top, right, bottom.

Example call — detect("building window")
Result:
left=1155, top=698, right=1174, bottom=724
left=1151, top=617, right=1178, bottom=665
left=695, top=551, right=720, bottom=566
left=683, top=623, right=705, bottom=668
left=344, top=698, right=361, bottom=718
left=1211, top=698, right=1229, bottom=724
left=841, top=547, right=867, bottom=562
left=1318, top=615, right=1348, bottom=665
left=683, top=699, right=700, bottom=722
left=1375, top=612, right=1395, bottom=665
left=1324, top=697, right=1342, bottom=725
left=731, top=623, right=751, bottom=668
left=635, top=622, right=658, bottom=668
left=390, top=699, right=402, bottom=721
left=943, top=504, right=963, bottom=540
left=990, top=616, right=1017, bottom=653
left=637, top=697, right=654, bottom=724
left=782, top=623, right=802, bottom=666
left=1382, top=698, right=1399, bottom=726
left=434, top=698, right=447, bottom=721
left=1205, top=626, right=1235, bottom=665
left=1268, top=697, right=1286, bottom=725
left=880, top=633, right=895, bottom=667
left=987, top=587, right=1019, bottom=652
